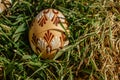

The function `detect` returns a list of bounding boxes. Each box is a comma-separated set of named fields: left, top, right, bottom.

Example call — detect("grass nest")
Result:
left=0, top=0, right=120, bottom=80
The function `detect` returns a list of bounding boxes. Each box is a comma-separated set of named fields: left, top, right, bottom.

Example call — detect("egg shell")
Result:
left=29, top=8, right=69, bottom=59
left=0, top=0, right=12, bottom=13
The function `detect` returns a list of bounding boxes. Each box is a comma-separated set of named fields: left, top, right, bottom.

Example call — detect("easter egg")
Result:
left=29, top=8, right=69, bottom=59
left=0, top=0, right=12, bottom=13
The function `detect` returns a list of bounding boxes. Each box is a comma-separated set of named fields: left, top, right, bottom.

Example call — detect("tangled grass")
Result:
left=0, top=0, right=120, bottom=80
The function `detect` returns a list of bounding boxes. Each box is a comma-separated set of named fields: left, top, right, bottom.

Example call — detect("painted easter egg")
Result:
left=29, top=8, right=69, bottom=59
left=0, top=0, right=12, bottom=13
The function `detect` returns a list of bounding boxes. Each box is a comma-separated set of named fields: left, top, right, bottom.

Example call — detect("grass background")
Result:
left=0, top=0, right=120, bottom=80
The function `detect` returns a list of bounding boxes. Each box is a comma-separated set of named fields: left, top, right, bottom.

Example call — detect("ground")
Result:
left=0, top=0, right=120, bottom=80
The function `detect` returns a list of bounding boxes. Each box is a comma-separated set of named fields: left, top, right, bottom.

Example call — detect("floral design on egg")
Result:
left=51, top=36, right=61, bottom=50
left=37, top=38, right=47, bottom=53
left=29, top=8, right=69, bottom=59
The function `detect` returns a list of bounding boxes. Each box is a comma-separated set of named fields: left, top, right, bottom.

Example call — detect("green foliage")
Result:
left=0, top=0, right=120, bottom=80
